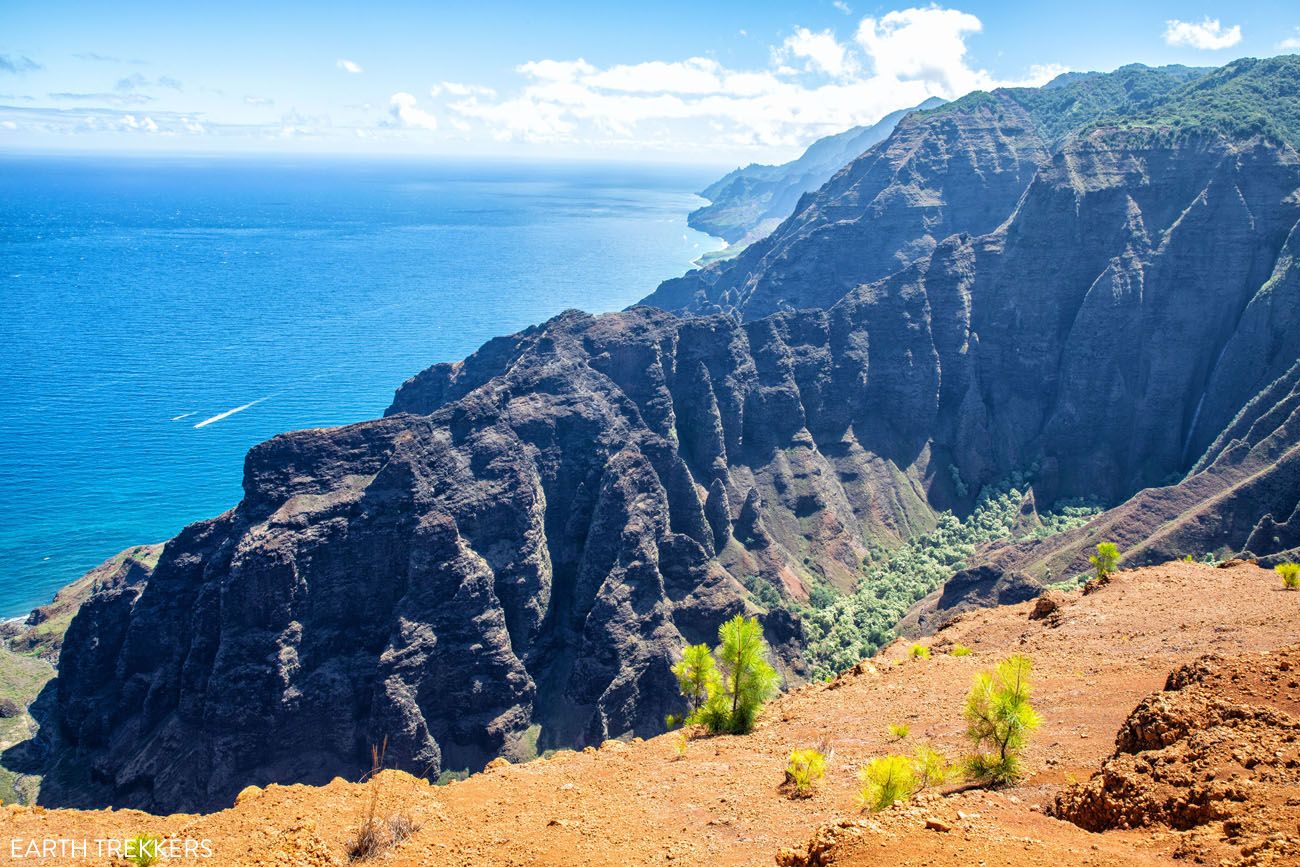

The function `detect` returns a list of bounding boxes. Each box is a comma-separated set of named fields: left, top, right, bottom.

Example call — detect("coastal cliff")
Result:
left=33, top=57, right=1300, bottom=812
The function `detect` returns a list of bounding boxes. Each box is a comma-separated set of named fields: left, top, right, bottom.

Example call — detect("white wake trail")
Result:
left=193, top=397, right=270, bottom=429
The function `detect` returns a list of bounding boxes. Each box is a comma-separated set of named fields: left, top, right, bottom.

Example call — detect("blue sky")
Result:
left=2, top=1, right=1298, bottom=164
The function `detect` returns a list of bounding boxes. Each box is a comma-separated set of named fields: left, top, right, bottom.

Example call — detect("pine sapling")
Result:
left=1089, top=542, right=1121, bottom=582
left=858, top=755, right=916, bottom=812
left=696, top=615, right=779, bottom=734
left=784, top=748, right=826, bottom=798
left=962, top=654, right=1040, bottom=786
left=669, top=642, right=721, bottom=728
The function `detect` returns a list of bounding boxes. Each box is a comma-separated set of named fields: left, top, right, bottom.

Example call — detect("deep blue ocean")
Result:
left=0, top=155, right=724, bottom=617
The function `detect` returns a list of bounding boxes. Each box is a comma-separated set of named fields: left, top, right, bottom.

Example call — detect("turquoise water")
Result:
left=0, top=155, right=723, bottom=617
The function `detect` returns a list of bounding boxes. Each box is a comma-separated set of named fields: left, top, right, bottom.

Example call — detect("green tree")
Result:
left=668, top=643, right=720, bottom=727
left=963, top=654, right=1041, bottom=785
left=1277, top=562, right=1300, bottom=590
left=694, top=615, right=779, bottom=734
left=1089, top=542, right=1121, bottom=581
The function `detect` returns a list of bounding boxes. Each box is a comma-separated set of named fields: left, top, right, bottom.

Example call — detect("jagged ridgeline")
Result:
left=41, top=57, right=1300, bottom=812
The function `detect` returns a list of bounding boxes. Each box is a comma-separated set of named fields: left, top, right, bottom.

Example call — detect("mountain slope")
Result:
left=642, top=62, right=1239, bottom=319
left=688, top=97, right=945, bottom=247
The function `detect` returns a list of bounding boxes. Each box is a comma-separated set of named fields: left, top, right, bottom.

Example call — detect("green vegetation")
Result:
left=0, top=645, right=55, bottom=804
left=949, top=644, right=972, bottom=657
left=680, top=615, right=779, bottom=735
left=1092, top=56, right=1300, bottom=148
left=912, top=744, right=951, bottom=789
left=667, top=643, right=721, bottom=728
left=126, top=835, right=161, bottom=867
left=857, top=744, right=953, bottom=812
left=1089, top=542, right=1122, bottom=582
left=784, top=748, right=826, bottom=798
left=1278, top=562, right=1300, bottom=590
left=799, top=484, right=1100, bottom=679
left=888, top=723, right=909, bottom=741
left=962, top=655, right=1041, bottom=786
left=933, top=57, right=1300, bottom=149
left=908, top=643, right=931, bottom=660
left=857, top=754, right=916, bottom=812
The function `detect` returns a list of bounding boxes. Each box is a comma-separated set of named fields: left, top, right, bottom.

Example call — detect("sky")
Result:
left=2, top=1, right=1298, bottom=165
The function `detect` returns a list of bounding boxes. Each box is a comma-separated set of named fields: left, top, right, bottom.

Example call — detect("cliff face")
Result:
left=687, top=98, right=945, bottom=247
left=45, top=60, right=1300, bottom=813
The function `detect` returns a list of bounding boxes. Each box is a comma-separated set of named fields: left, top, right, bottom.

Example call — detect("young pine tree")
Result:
left=962, top=654, right=1040, bottom=785
left=696, top=614, right=779, bottom=734
left=668, top=643, right=721, bottom=728
left=858, top=755, right=916, bottom=812
left=1089, top=542, right=1121, bottom=582
left=784, top=748, right=826, bottom=798
left=1277, top=562, right=1300, bottom=590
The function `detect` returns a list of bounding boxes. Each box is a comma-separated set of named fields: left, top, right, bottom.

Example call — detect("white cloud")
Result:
left=336, top=58, right=364, bottom=74
left=833, top=1, right=852, bottom=14
left=1163, top=18, right=1242, bottom=50
left=1279, top=28, right=1300, bottom=50
left=388, top=92, right=438, bottom=130
left=1, top=120, right=17, bottom=130
left=431, top=81, right=497, bottom=98
left=587, top=58, right=725, bottom=93
left=856, top=7, right=986, bottom=93
left=422, top=5, right=1062, bottom=153
left=780, top=27, right=857, bottom=78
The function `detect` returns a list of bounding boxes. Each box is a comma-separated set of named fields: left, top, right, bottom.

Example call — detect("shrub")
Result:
left=888, top=723, right=910, bottom=741
left=908, top=643, right=931, bottom=660
left=858, top=754, right=917, bottom=812
left=949, top=644, right=972, bottom=657
left=962, top=654, right=1040, bottom=786
left=911, top=744, right=951, bottom=789
left=388, top=813, right=419, bottom=844
left=125, top=835, right=161, bottom=867
left=346, top=738, right=421, bottom=862
left=668, top=643, right=721, bottom=727
left=1089, top=542, right=1121, bottom=582
left=1277, top=562, right=1300, bottom=590
left=672, top=730, right=689, bottom=760
left=690, top=615, right=779, bottom=735
left=785, top=748, right=826, bottom=797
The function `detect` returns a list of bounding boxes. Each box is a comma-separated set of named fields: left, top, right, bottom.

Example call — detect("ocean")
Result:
left=0, top=155, right=724, bottom=617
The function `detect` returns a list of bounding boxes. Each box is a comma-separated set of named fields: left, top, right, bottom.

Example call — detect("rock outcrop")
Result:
left=42, top=58, right=1300, bottom=813
left=1051, top=646, right=1300, bottom=865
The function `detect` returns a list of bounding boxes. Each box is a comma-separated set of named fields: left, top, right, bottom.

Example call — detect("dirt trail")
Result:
left=3, top=561, right=1297, bottom=866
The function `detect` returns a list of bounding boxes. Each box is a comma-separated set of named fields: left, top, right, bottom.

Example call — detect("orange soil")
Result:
left=3, top=561, right=1297, bottom=866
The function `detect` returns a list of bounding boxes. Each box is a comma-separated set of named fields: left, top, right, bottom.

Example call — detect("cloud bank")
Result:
left=385, top=5, right=1065, bottom=152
